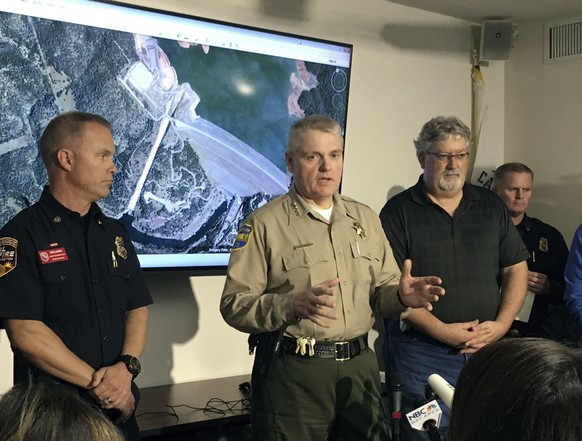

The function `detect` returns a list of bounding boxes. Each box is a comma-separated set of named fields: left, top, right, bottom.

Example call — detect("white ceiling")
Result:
left=387, top=0, right=582, bottom=24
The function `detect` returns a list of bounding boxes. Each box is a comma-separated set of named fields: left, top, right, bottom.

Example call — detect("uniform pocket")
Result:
left=282, top=246, right=330, bottom=288
left=105, top=256, right=132, bottom=311
left=350, top=240, right=382, bottom=284
left=39, top=262, right=74, bottom=320
left=350, top=240, right=382, bottom=261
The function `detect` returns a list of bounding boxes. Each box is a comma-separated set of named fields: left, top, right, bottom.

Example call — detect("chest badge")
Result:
left=538, top=237, right=549, bottom=253
left=115, top=236, right=128, bottom=259
left=353, top=222, right=366, bottom=239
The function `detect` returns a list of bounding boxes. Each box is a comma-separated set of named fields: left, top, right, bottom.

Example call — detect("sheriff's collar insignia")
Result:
left=292, top=202, right=302, bottom=217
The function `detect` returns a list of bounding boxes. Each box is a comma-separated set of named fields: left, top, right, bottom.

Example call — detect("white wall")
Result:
left=0, top=0, right=504, bottom=393
left=505, top=20, right=582, bottom=246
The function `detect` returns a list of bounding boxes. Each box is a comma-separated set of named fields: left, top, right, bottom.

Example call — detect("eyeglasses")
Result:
left=425, top=151, right=470, bottom=162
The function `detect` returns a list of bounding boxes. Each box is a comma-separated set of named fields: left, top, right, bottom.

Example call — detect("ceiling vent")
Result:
left=544, top=17, right=582, bottom=64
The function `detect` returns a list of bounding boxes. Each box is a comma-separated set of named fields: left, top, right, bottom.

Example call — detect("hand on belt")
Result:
left=281, top=334, right=368, bottom=361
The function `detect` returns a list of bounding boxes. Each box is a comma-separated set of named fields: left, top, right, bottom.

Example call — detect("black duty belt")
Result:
left=281, top=334, right=368, bottom=361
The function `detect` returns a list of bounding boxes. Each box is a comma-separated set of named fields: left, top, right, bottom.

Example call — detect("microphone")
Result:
left=406, top=397, right=443, bottom=441
left=427, top=374, right=455, bottom=409
left=389, top=373, right=403, bottom=441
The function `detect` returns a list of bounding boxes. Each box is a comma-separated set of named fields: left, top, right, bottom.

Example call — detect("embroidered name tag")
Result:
left=38, top=247, right=69, bottom=264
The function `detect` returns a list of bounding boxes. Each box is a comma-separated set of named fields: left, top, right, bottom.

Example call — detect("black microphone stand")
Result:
left=423, top=420, right=443, bottom=441
left=416, top=391, right=444, bottom=441
left=389, top=373, right=403, bottom=441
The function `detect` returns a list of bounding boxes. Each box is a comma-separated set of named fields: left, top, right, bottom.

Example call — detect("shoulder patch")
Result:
left=232, top=224, right=253, bottom=251
left=0, top=237, right=18, bottom=277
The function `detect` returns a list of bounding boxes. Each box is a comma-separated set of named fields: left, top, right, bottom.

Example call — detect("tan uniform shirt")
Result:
left=220, top=186, right=407, bottom=340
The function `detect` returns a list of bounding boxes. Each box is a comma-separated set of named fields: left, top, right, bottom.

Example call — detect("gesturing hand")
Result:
left=293, top=278, right=339, bottom=328
left=398, top=259, right=445, bottom=311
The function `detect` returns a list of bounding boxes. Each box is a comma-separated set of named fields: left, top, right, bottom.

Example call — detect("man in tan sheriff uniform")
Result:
left=220, top=115, right=445, bottom=441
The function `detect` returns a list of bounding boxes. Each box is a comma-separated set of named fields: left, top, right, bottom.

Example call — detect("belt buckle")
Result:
left=335, top=341, right=350, bottom=361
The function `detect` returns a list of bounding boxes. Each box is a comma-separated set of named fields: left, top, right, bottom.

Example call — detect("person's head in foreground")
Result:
left=0, top=379, right=124, bottom=441
left=449, top=338, right=582, bottom=441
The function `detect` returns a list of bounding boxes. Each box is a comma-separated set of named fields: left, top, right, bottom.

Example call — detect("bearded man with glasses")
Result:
left=379, top=116, right=529, bottom=441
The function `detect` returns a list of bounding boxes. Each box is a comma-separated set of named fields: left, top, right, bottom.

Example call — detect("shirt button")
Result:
left=305, top=259, right=311, bottom=264
left=93, top=279, right=98, bottom=283
left=343, top=281, right=348, bottom=286
left=103, top=336, right=109, bottom=342
left=338, top=252, right=343, bottom=257
left=99, top=309, right=104, bottom=314
left=60, top=275, right=66, bottom=281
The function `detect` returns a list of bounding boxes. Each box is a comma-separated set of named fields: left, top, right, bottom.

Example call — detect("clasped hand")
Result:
left=88, top=363, right=135, bottom=423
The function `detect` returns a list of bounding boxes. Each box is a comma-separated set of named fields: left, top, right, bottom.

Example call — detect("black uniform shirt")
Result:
left=380, top=176, right=530, bottom=324
left=0, top=187, right=153, bottom=369
left=516, top=214, right=569, bottom=327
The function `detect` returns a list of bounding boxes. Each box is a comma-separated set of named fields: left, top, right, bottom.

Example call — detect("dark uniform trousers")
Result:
left=251, top=345, right=389, bottom=441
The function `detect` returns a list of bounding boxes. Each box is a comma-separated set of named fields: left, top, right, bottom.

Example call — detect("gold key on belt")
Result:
left=295, top=336, right=307, bottom=355
left=306, top=336, right=315, bottom=356
left=295, top=336, right=316, bottom=356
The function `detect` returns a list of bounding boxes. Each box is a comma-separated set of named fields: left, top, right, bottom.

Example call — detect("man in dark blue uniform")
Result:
left=493, top=162, right=570, bottom=339
left=0, top=111, right=153, bottom=441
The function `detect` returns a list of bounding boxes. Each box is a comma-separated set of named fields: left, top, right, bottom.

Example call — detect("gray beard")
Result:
left=438, top=174, right=463, bottom=192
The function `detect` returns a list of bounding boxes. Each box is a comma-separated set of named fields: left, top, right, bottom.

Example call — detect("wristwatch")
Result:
left=117, top=354, right=141, bottom=379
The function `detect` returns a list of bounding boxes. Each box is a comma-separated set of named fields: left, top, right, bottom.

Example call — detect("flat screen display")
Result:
left=0, top=0, right=353, bottom=270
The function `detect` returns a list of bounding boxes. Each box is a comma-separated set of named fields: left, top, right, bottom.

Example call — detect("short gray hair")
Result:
left=286, top=115, right=343, bottom=155
left=414, top=116, right=471, bottom=154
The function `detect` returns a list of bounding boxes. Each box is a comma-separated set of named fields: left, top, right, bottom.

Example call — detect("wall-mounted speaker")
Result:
left=480, top=20, right=513, bottom=61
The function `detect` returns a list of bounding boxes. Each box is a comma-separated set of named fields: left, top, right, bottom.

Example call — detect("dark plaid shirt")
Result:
left=380, top=176, right=529, bottom=324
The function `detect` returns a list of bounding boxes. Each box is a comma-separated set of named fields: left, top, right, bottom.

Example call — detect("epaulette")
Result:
left=339, top=194, right=373, bottom=210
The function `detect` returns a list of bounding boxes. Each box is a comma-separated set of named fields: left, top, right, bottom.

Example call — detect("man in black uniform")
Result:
left=493, top=162, right=569, bottom=338
left=0, top=111, right=152, bottom=441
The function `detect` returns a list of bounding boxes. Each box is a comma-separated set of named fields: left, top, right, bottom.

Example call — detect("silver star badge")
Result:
left=353, top=222, right=366, bottom=238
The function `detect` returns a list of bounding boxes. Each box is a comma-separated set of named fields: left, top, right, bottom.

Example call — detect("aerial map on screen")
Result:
left=0, top=5, right=351, bottom=268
